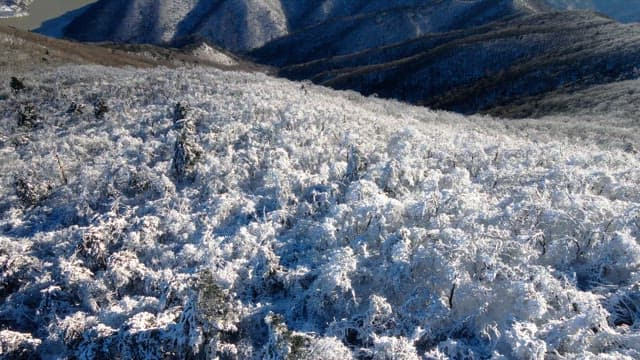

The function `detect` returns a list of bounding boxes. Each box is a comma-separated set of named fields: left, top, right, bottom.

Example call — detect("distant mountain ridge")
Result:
left=258, top=11, right=640, bottom=115
left=62, top=0, right=550, bottom=52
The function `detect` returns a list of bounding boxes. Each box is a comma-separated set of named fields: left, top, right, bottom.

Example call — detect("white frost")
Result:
left=0, top=65, right=639, bottom=358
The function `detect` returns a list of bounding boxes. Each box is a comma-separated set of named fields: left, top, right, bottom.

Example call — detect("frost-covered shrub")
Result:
left=305, top=337, right=353, bottom=360
left=66, top=101, right=84, bottom=115
left=606, top=287, right=640, bottom=328
left=0, top=330, right=41, bottom=360
left=503, top=322, right=547, bottom=360
left=304, top=248, right=358, bottom=322
left=263, top=320, right=353, bottom=360
left=263, top=312, right=328, bottom=360
left=77, top=213, right=127, bottom=272
left=302, top=184, right=338, bottom=216
left=173, top=102, right=190, bottom=125
left=54, top=312, right=95, bottom=353
left=14, top=174, right=52, bottom=206
left=93, top=98, right=108, bottom=119
left=371, top=336, right=419, bottom=360
left=111, top=165, right=166, bottom=199
left=171, top=103, right=202, bottom=182
left=9, top=76, right=25, bottom=93
left=16, top=103, right=39, bottom=129
left=0, top=242, right=39, bottom=301
left=364, top=295, right=396, bottom=338
left=173, top=129, right=203, bottom=182
left=197, top=269, right=238, bottom=333
left=263, top=312, right=296, bottom=359
left=345, top=146, right=368, bottom=182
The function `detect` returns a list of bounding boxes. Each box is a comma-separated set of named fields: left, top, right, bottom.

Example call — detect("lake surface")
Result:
left=0, top=0, right=95, bottom=30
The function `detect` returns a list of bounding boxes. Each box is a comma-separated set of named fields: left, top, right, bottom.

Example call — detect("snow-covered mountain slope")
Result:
left=62, top=0, right=290, bottom=51
left=61, top=0, right=548, bottom=52
left=547, top=0, right=640, bottom=23
left=0, top=0, right=32, bottom=18
left=2, top=63, right=640, bottom=358
left=249, top=0, right=545, bottom=65
left=257, top=11, right=640, bottom=115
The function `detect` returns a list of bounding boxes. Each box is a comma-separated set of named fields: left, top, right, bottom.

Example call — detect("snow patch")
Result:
left=0, top=0, right=33, bottom=18
left=189, top=43, right=238, bottom=66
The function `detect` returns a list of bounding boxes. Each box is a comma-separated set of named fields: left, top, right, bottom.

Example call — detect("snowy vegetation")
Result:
left=0, top=0, right=32, bottom=18
left=1, top=65, right=640, bottom=359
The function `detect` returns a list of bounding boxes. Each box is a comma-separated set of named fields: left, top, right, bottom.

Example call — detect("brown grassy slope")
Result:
left=0, top=25, right=270, bottom=73
left=0, top=25, right=164, bottom=71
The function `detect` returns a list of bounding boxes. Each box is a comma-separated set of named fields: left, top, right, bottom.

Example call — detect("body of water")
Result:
left=0, top=0, right=95, bottom=30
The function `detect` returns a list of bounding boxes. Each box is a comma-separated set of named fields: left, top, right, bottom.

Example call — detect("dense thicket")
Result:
left=1, top=66, right=639, bottom=358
